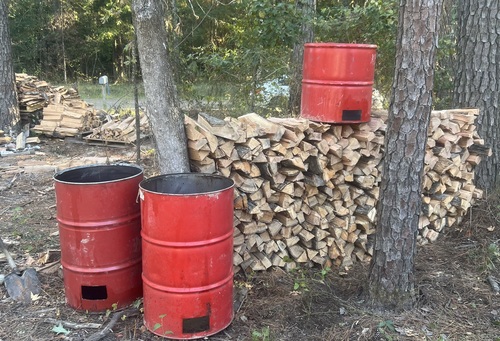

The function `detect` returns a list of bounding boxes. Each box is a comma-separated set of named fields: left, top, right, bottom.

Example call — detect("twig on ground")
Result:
left=83, top=308, right=140, bottom=341
left=0, top=173, right=19, bottom=192
left=44, top=318, right=102, bottom=329
left=487, top=276, right=500, bottom=293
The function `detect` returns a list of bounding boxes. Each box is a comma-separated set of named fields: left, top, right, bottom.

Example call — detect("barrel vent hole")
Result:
left=82, top=286, right=108, bottom=300
left=183, top=315, right=210, bottom=334
left=342, top=109, right=362, bottom=121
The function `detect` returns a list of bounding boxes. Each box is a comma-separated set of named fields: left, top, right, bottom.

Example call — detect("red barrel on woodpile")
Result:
left=140, top=173, right=234, bottom=339
left=54, top=164, right=143, bottom=311
left=301, top=43, right=377, bottom=123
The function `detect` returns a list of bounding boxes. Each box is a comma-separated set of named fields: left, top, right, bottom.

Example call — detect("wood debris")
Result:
left=0, top=130, right=12, bottom=144
left=84, top=113, right=150, bottom=145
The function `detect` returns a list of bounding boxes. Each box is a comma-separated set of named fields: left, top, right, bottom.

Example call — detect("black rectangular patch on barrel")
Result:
left=81, top=285, right=107, bottom=300
left=342, top=110, right=362, bottom=121
left=182, top=315, right=210, bottom=334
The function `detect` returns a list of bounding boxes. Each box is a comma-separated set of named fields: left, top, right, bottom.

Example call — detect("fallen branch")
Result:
left=83, top=308, right=139, bottom=341
left=0, top=173, right=19, bottom=192
left=487, top=275, right=500, bottom=293
left=44, top=318, right=101, bottom=330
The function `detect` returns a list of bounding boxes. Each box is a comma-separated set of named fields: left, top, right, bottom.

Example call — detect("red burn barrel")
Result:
left=139, top=173, right=234, bottom=339
left=301, top=43, right=377, bottom=123
left=54, top=164, right=143, bottom=311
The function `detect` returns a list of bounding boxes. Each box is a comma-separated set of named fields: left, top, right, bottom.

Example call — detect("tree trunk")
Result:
left=0, top=0, right=20, bottom=132
left=288, top=0, right=315, bottom=116
left=132, top=0, right=190, bottom=174
left=454, top=0, right=499, bottom=191
left=367, top=0, right=442, bottom=311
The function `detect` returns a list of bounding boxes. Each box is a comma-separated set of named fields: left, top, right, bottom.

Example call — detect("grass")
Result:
left=54, top=79, right=289, bottom=117
left=55, top=81, right=146, bottom=110
left=76, top=81, right=145, bottom=100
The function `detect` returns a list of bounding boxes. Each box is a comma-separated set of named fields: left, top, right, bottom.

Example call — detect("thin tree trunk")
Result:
left=288, top=0, right=315, bottom=116
left=454, top=0, right=499, bottom=191
left=367, top=0, right=442, bottom=311
left=132, top=0, right=190, bottom=174
left=0, top=0, right=20, bottom=132
left=133, top=37, right=141, bottom=166
left=60, top=0, right=67, bottom=83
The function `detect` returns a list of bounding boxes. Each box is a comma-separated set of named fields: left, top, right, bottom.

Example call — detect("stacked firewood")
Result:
left=15, top=73, right=99, bottom=137
left=85, top=113, right=150, bottom=144
left=31, top=100, right=100, bottom=137
left=184, top=109, right=489, bottom=272
left=419, top=108, right=489, bottom=243
left=16, top=73, right=80, bottom=109
left=16, top=74, right=50, bottom=114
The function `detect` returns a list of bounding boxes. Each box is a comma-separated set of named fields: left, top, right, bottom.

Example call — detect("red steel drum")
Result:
left=301, top=43, right=377, bottom=123
left=54, top=164, right=143, bottom=311
left=140, top=173, right=234, bottom=339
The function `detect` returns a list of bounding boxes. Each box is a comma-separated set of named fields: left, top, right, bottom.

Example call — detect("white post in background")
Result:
left=98, top=75, right=109, bottom=109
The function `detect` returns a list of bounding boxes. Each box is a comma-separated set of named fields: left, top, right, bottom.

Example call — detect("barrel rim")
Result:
left=302, top=80, right=374, bottom=86
left=53, top=163, right=143, bottom=185
left=139, top=173, right=234, bottom=196
left=304, top=42, right=377, bottom=49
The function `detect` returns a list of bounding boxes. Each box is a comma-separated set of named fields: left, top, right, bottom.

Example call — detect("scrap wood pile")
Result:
left=85, top=113, right=150, bottom=144
left=16, top=73, right=50, bottom=115
left=16, top=73, right=80, bottom=112
left=184, top=109, right=490, bottom=272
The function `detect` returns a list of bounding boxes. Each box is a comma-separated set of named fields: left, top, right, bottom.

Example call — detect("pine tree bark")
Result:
left=132, top=0, right=190, bottom=174
left=288, top=0, right=315, bottom=116
left=0, top=0, right=20, bottom=132
left=367, top=0, right=442, bottom=311
left=454, top=0, right=499, bottom=191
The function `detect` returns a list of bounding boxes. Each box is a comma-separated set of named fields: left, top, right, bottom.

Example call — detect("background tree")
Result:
left=368, top=0, right=442, bottom=310
left=288, top=0, right=316, bottom=115
left=132, top=0, right=189, bottom=174
left=0, top=0, right=19, bottom=132
left=454, top=0, right=499, bottom=191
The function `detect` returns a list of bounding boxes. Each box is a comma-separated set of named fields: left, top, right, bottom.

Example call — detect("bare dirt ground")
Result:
left=1, top=137, right=499, bottom=341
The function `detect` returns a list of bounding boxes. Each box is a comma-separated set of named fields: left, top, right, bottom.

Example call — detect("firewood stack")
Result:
left=15, top=74, right=99, bottom=137
left=419, top=108, right=489, bottom=243
left=31, top=100, right=100, bottom=137
left=85, top=113, right=150, bottom=144
left=184, top=109, right=489, bottom=272
left=16, top=74, right=50, bottom=115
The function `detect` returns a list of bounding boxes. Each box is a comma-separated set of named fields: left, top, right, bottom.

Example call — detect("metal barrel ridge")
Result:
left=300, top=43, right=377, bottom=123
left=53, top=164, right=143, bottom=311
left=140, top=173, right=234, bottom=340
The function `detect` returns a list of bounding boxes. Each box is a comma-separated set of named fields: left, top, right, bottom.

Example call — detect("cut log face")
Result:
left=182, top=109, right=489, bottom=273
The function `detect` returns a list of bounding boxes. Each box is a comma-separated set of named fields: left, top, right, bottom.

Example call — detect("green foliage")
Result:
left=252, top=326, right=271, bottom=341
left=291, top=268, right=310, bottom=292
left=315, top=0, right=398, bottom=97
left=7, top=0, right=457, bottom=110
left=468, top=242, right=500, bottom=273
left=377, top=320, right=395, bottom=340
left=51, top=323, right=70, bottom=336
left=486, top=243, right=500, bottom=270
left=9, top=0, right=134, bottom=81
